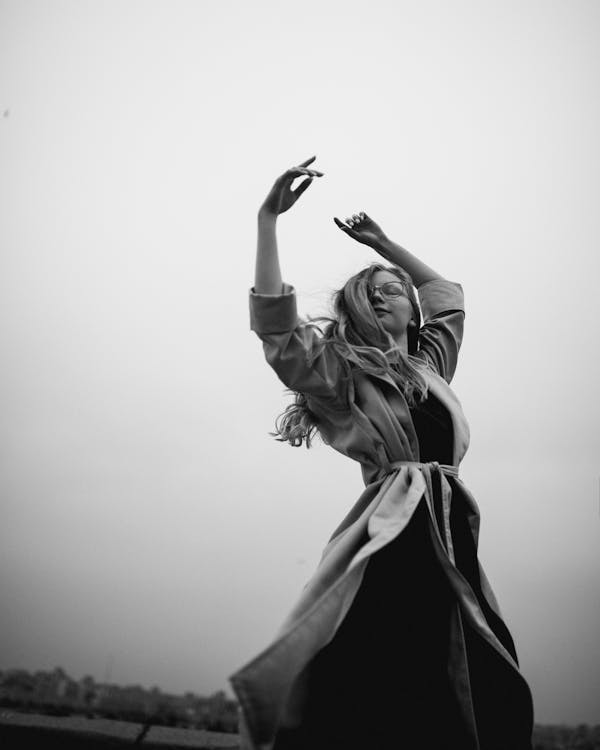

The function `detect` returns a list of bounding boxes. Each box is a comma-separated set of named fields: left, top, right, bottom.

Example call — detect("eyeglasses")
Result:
left=367, top=281, right=407, bottom=300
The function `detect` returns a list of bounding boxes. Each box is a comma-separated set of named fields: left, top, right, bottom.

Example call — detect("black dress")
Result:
left=274, top=394, right=472, bottom=750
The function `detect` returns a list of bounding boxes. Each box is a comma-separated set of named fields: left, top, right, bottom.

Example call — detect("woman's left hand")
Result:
left=333, top=212, right=387, bottom=249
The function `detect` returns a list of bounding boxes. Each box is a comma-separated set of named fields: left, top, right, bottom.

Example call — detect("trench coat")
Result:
left=230, top=279, right=534, bottom=750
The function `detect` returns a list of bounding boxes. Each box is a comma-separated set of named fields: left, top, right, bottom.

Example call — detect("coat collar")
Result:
left=360, top=366, right=470, bottom=468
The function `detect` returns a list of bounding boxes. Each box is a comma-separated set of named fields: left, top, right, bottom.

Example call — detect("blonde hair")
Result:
left=274, top=264, right=429, bottom=447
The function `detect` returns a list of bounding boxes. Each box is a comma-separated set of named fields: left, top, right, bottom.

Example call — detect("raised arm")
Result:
left=333, top=212, right=442, bottom=288
left=255, top=157, right=323, bottom=294
left=251, top=158, right=346, bottom=401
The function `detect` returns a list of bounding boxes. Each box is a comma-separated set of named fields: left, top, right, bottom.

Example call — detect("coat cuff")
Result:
left=418, top=279, right=464, bottom=321
left=249, top=283, right=298, bottom=334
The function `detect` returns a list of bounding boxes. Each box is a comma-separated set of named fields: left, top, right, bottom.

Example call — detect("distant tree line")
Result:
left=532, top=723, right=600, bottom=750
left=0, top=667, right=238, bottom=732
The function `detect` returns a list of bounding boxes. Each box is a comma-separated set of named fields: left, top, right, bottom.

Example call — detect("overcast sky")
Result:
left=1, top=0, right=599, bottom=725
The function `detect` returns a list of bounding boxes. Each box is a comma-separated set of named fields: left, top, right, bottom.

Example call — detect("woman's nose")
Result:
left=370, top=288, right=384, bottom=303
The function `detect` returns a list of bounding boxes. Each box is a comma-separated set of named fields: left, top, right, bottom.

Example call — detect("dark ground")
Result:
left=1, top=710, right=599, bottom=749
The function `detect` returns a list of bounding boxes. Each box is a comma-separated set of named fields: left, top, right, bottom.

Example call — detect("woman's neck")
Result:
left=391, top=331, right=409, bottom=355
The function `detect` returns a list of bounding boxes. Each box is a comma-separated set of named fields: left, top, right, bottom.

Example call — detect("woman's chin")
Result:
left=381, top=321, right=408, bottom=336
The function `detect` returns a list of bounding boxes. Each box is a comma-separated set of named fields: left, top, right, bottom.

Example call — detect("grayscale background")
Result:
left=1, top=0, right=599, bottom=724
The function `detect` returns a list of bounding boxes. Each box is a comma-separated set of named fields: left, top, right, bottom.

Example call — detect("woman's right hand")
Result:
left=259, top=156, right=324, bottom=217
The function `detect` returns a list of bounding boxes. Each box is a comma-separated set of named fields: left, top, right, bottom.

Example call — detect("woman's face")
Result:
left=367, top=270, right=414, bottom=340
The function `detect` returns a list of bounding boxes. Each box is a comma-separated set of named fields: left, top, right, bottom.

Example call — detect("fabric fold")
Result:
left=230, top=462, right=534, bottom=750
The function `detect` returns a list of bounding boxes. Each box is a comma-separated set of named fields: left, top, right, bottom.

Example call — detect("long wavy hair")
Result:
left=274, top=263, right=429, bottom=447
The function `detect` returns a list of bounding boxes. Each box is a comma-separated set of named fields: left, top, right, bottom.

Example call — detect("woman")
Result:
left=230, top=157, right=534, bottom=750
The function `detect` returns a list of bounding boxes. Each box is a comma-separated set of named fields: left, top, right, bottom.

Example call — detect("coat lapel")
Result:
left=351, top=366, right=470, bottom=469
left=423, top=369, right=470, bottom=466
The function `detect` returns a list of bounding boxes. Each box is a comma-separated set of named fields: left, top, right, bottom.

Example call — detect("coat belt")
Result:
left=384, top=460, right=459, bottom=567
left=387, top=459, right=459, bottom=479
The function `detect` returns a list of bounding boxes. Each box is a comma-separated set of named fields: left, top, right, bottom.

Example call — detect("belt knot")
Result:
left=386, top=460, right=459, bottom=479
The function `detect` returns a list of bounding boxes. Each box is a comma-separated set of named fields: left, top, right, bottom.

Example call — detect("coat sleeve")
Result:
left=416, top=279, right=465, bottom=384
left=249, top=284, right=344, bottom=401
